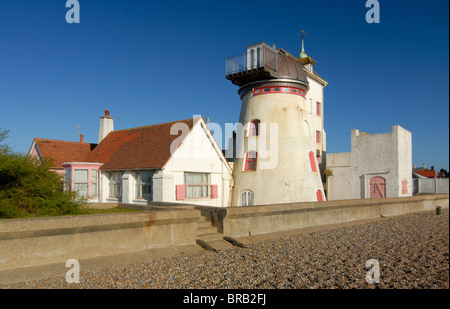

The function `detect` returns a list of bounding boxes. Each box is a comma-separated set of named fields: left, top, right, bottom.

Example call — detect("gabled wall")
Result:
left=163, top=118, right=233, bottom=207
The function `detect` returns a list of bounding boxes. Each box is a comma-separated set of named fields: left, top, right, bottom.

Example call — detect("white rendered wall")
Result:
left=304, top=74, right=325, bottom=158
left=163, top=119, right=233, bottom=207
left=326, top=125, right=412, bottom=200
left=231, top=90, right=326, bottom=206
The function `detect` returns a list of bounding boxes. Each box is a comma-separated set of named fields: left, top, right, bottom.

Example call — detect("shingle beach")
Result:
left=1, top=209, right=448, bottom=289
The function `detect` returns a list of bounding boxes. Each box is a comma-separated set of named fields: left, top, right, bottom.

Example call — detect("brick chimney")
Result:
left=98, top=110, right=114, bottom=144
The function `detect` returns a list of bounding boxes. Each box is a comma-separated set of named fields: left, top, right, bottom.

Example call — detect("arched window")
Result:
left=303, top=120, right=310, bottom=137
left=249, top=119, right=260, bottom=136
left=309, top=151, right=318, bottom=172
left=240, top=190, right=254, bottom=206
left=245, top=151, right=257, bottom=171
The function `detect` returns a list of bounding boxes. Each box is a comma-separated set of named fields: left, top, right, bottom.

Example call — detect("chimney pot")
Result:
left=105, top=110, right=110, bottom=117
left=80, top=134, right=84, bottom=143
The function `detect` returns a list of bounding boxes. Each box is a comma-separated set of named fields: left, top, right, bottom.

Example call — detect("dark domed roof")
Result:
left=276, top=54, right=308, bottom=84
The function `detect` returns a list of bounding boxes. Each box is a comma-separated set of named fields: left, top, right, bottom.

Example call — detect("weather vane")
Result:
left=298, top=30, right=307, bottom=40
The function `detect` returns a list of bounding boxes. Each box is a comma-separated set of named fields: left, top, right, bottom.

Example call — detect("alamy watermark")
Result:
left=65, top=259, right=80, bottom=283
left=365, top=259, right=381, bottom=283
left=169, top=117, right=279, bottom=170
left=365, top=0, right=380, bottom=24
left=65, top=0, right=80, bottom=24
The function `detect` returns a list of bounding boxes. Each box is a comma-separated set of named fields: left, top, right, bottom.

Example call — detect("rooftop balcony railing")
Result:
left=226, top=43, right=280, bottom=76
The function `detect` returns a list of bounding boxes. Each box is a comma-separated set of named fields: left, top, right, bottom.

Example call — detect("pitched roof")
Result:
left=414, top=170, right=438, bottom=178
left=32, top=138, right=97, bottom=168
left=86, top=118, right=196, bottom=170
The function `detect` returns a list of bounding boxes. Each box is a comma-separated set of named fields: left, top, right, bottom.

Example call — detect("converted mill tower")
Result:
left=225, top=39, right=326, bottom=206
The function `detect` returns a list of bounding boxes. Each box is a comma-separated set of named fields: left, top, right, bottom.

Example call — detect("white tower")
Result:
left=226, top=42, right=326, bottom=206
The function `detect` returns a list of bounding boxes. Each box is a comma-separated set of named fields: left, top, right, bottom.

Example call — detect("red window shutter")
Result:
left=211, top=185, right=218, bottom=199
left=316, top=190, right=323, bottom=202
left=309, top=151, right=317, bottom=172
left=402, top=180, right=408, bottom=194
left=176, top=185, right=185, bottom=200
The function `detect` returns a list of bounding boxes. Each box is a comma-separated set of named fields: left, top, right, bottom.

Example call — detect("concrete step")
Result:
left=198, top=226, right=219, bottom=235
left=197, top=220, right=215, bottom=229
left=197, top=232, right=224, bottom=242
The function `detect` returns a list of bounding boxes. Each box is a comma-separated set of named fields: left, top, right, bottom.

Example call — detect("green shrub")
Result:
left=0, top=129, right=84, bottom=219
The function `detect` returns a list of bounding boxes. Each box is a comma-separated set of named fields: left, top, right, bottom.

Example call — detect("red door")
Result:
left=370, top=176, right=386, bottom=198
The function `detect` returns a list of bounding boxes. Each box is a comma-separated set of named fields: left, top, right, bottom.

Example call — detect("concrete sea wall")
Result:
left=221, top=194, right=449, bottom=237
left=0, top=194, right=448, bottom=271
left=0, top=207, right=199, bottom=271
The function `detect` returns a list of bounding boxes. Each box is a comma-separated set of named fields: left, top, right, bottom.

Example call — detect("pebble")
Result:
left=1, top=209, right=448, bottom=289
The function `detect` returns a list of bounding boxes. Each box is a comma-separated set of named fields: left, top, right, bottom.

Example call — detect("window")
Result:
left=184, top=172, right=210, bottom=199
left=316, top=130, right=321, bottom=144
left=136, top=172, right=152, bottom=200
left=245, top=151, right=257, bottom=171
left=91, top=169, right=98, bottom=197
left=253, top=86, right=305, bottom=97
left=249, top=119, right=260, bottom=136
left=316, top=102, right=321, bottom=116
left=64, top=169, right=71, bottom=191
left=108, top=173, right=123, bottom=198
left=74, top=169, right=89, bottom=198
left=240, top=190, right=254, bottom=206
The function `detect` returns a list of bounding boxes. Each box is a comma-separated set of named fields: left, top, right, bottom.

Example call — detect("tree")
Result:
left=0, top=129, right=84, bottom=219
left=0, top=128, right=10, bottom=155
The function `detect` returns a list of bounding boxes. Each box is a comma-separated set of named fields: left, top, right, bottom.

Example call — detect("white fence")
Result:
left=414, top=178, right=449, bottom=194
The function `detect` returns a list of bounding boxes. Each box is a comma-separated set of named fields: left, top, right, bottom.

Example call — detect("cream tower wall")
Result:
left=231, top=88, right=326, bottom=206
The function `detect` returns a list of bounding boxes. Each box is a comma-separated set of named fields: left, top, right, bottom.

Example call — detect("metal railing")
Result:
left=226, top=44, right=280, bottom=75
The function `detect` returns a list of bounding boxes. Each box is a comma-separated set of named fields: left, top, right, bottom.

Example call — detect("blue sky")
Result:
left=0, top=0, right=448, bottom=170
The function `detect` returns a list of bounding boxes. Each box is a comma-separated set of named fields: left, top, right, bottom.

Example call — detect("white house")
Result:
left=29, top=112, right=233, bottom=207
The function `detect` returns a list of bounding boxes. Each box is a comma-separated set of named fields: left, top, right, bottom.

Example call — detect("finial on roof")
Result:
left=298, top=30, right=308, bottom=59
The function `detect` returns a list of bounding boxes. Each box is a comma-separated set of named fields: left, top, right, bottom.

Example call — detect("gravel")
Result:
left=1, top=209, right=448, bottom=289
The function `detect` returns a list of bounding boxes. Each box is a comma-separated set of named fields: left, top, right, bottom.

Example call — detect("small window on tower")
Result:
left=316, top=131, right=321, bottom=144
left=245, top=151, right=257, bottom=171
left=316, top=102, right=321, bottom=116
left=249, top=119, right=260, bottom=136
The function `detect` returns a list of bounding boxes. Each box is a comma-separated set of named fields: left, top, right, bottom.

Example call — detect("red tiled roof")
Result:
left=33, top=138, right=97, bottom=168
left=86, top=118, right=195, bottom=170
left=415, top=170, right=438, bottom=178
